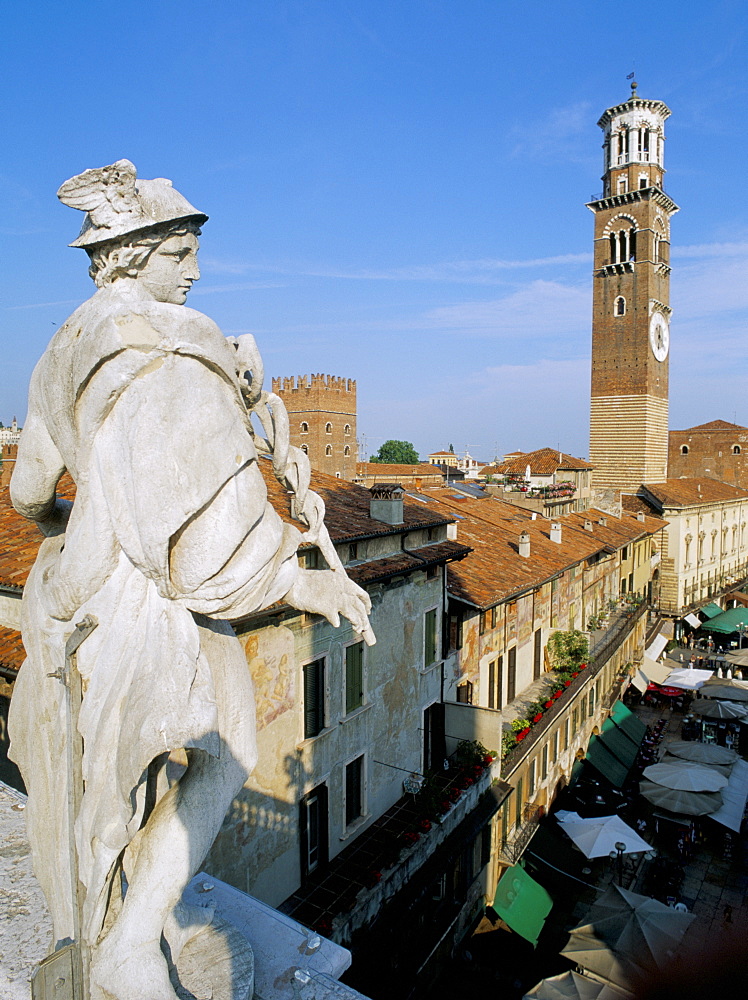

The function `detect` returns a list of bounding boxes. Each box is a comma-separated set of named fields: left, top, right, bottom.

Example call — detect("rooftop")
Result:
left=672, top=420, right=748, bottom=434
left=494, top=448, right=593, bottom=478
left=640, top=479, right=748, bottom=510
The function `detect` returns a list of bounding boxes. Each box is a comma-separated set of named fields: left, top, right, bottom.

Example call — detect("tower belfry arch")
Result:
left=588, top=82, right=678, bottom=494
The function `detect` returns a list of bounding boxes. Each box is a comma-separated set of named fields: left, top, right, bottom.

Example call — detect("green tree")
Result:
left=370, top=440, right=420, bottom=464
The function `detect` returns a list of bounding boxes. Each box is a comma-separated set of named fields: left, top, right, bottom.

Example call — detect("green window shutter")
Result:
left=303, top=660, right=324, bottom=738
left=424, top=608, right=438, bottom=665
left=345, top=642, right=364, bottom=714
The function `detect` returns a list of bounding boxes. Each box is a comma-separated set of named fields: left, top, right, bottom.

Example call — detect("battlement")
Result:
left=272, top=374, right=357, bottom=395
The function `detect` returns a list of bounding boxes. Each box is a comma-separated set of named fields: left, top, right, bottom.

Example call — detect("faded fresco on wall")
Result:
left=240, top=627, right=296, bottom=731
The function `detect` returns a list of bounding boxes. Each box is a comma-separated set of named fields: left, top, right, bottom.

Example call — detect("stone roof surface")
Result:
left=354, top=462, right=440, bottom=477
left=494, top=447, right=593, bottom=476
left=641, top=478, right=748, bottom=509
left=0, top=626, right=25, bottom=672
left=673, top=420, right=747, bottom=433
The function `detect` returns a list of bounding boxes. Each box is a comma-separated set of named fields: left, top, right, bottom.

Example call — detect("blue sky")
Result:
left=2, top=1, right=748, bottom=463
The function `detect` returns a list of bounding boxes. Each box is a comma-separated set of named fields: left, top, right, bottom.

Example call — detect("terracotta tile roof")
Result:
left=417, top=490, right=665, bottom=608
left=0, top=463, right=457, bottom=593
left=347, top=540, right=470, bottom=587
left=354, top=462, right=441, bottom=477
left=640, top=478, right=748, bottom=509
left=428, top=451, right=453, bottom=457
left=674, top=420, right=747, bottom=433
left=494, top=447, right=593, bottom=477
left=0, top=626, right=25, bottom=674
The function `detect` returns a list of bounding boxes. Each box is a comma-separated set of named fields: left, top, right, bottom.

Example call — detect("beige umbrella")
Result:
left=524, top=971, right=631, bottom=1000
left=690, top=699, right=747, bottom=720
left=723, top=648, right=748, bottom=668
left=561, top=885, right=695, bottom=992
left=643, top=760, right=728, bottom=792
left=665, top=741, right=738, bottom=766
left=699, top=677, right=748, bottom=702
left=660, top=752, right=732, bottom=777
left=639, top=780, right=722, bottom=816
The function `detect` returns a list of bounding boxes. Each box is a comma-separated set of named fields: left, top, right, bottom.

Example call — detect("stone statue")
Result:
left=9, top=160, right=375, bottom=1000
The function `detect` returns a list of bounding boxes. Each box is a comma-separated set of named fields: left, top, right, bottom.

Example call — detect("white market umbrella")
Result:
left=724, top=648, right=748, bottom=668
left=665, top=741, right=738, bottom=766
left=524, top=971, right=631, bottom=1000
left=642, top=761, right=728, bottom=792
left=558, top=814, right=650, bottom=859
left=663, top=667, right=713, bottom=690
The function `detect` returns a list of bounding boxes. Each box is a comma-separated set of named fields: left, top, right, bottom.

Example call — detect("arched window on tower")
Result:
left=629, top=228, right=636, bottom=261
left=609, top=233, right=617, bottom=264
left=325, top=422, right=332, bottom=434
left=300, top=421, right=309, bottom=434
left=301, top=444, right=308, bottom=454
left=344, top=446, right=350, bottom=457
left=618, top=230, right=628, bottom=262
left=344, top=424, right=351, bottom=436
left=325, top=444, right=332, bottom=457
left=614, top=297, right=626, bottom=317
left=734, top=445, right=742, bottom=455
left=681, top=445, right=689, bottom=455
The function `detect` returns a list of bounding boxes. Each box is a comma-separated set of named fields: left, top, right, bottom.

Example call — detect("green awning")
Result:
left=600, top=717, right=640, bottom=768
left=699, top=607, right=748, bottom=635
left=586, top=734, right=629, bottom=787
left=699, top=602, right=723, bottom=619
left=610, top=699, right=647, bottom=743
left=493, top=864, right=553, bottom=946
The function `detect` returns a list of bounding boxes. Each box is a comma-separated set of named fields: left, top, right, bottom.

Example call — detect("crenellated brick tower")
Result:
left=271, top=374, right=358, bottom=480
left=588, top=82, right=678, bottom=493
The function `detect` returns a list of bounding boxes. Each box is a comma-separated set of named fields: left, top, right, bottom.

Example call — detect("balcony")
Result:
left=279, top=757, right=504, bottom=944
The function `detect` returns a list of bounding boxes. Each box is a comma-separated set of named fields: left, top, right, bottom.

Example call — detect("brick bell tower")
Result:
left=588, top=82, right=678, bottom=493
left=272, top=374, right=358, bottom=480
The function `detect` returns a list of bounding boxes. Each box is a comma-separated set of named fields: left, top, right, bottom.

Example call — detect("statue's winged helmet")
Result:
left=57, top=159, right=207, bottom=248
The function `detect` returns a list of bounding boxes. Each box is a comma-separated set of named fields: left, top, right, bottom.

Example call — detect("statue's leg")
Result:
left=90, top=626, right=256, bottom=1000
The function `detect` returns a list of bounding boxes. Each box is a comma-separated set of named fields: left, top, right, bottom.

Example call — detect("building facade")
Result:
left=588, top=84, right=677, bottom=492
left=272, top=374, right=358, bottom=480
left=668, top=420, right=748, bottom=490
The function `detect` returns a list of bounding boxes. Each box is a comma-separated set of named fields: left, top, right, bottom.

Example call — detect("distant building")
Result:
left=353, top=462, right=445, bottom=488
left=427, top=449, right=459, bottom=468
left=483, top=447, right=593, bottom=513
left=0, top=418, right=20, bottom=447
left=272, top=374, right=357, bottom=480
left=668, top=420, right=748, bottom=490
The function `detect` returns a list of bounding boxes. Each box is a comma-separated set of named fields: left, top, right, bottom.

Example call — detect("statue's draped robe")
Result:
left=9, top=284, right=301, bottom=945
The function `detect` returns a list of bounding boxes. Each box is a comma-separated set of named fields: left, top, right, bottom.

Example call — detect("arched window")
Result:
left=325, top=422, right=332, bottom=434
left=681, top=445, right=689, bottom=455
left=344, top=424, right=351, bottom=436
left=614, top=296, right=626, bottom=317
left=325, top=444, right=332, bottom=456
left=301, top=444, right=308, bottom=454
left=734, top=445, right=741, bottom=455
left=344, top=446, right=350, bottom=457
left=300, top=421, right=309, bottom=434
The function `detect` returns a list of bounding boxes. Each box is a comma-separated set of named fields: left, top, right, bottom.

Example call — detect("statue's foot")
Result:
left=162, top=898, right=215, bottom=965
left=90, top=934, right=179, bottom=1000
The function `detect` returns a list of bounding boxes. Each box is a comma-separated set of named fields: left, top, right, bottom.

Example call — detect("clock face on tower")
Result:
left=649, top=311, right=670, bottom=362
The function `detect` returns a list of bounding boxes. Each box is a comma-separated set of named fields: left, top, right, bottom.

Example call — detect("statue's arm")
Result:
left=10, top=405, right=68, bottom=532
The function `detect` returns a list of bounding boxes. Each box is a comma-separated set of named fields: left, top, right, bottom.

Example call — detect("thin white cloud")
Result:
left=509, top=101, right=595, bottom=163
left=6, top=299, right=81, bottom=310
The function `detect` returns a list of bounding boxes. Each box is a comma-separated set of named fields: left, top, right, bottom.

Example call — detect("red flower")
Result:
left=564, top=679, right=571, bottom=687
left=419, top=818, right=432, bottom=832
left=439, top=799, right=451, bottom=813
left=364, top=870, right=382, bottom=887
left=401, top=830, right=421, bottom=847
left=553, top=690, right=563, bottom=699
left=533, top=712, right=543, bottom=723
left=544, top=700, right=553, bottom=709
left=516, top=730, right=528, bottom=741
left=483, top=755, right=494, bottom=765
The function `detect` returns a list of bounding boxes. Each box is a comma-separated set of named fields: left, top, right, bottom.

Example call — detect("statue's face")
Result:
left=138, top=232, right=200, bottom=304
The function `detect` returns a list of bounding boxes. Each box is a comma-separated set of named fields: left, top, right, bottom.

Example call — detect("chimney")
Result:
left=598, top=516, right=607, bottom=526
left=637, top=511, right=645, bottom=522
left=0, top=444, right=17, bottom=490
left=447, top=522, right=458, bottom=540
left=550, top=522, right=562, bottom=543
left=369, top=483, right=405, bottom=525
left=584, top=519, right=593, bottom=531
left=519, top=531, right=531, bottom=558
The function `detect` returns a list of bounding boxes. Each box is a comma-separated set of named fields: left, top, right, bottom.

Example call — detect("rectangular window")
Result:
left=479, top=611, right=487, bottom=635
left=300, top=784, right=328, bottom=878
left=572, top=708, right=579, bottom=737
left=552, top=729, right=559, bottom=763
left=345, top=642, right=364, bottom=714
left=515, top=777, right=524, bottom=826
left=488, top=656, right=503, bottom=709
left=563, top=718, right=570, bottom=750
left=528, top=758, right=537, bottom=796
left=533, top=628, right=542, bottom=681
left=424, top=608, right=438, bottom=666
left=621, top=546, right=628, bottom=561
left=348, top=542, right=358, bottom=562
left=490, top=606, right=498, bottom=629
left=449, top=612, right=463, bottom=651
left=345, top=756, right=364, bottom=827
left=303, top=659, right=325, bottom=739
left=507, top=647, right=517, bottom=702
left=456, top=681, right=473, bottom=704
left=580, top=695, right=587, bottom=719
left=541, top=743, right=549, bottom=781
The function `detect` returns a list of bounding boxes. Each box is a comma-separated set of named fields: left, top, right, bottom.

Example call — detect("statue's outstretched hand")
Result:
left=286, top=569, right=376, bottom=646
